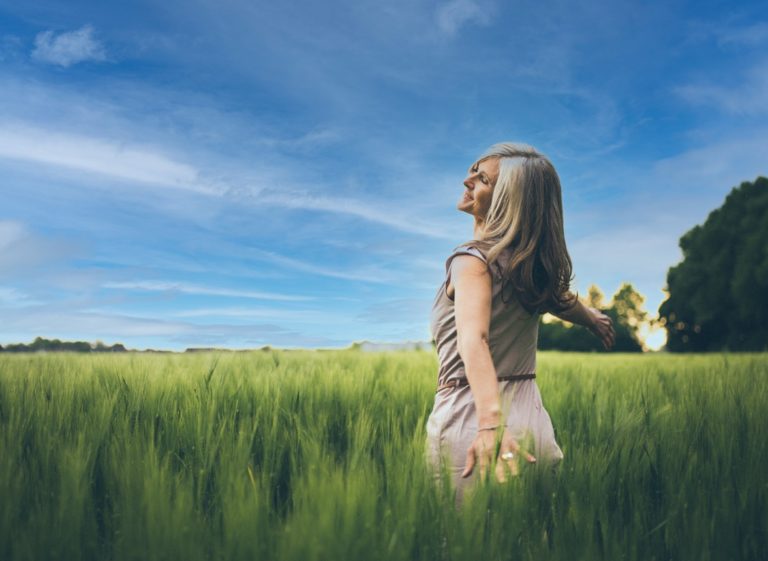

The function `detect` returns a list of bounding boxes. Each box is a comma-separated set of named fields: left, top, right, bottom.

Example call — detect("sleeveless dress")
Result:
left=425, top=243, right=564, bottom=503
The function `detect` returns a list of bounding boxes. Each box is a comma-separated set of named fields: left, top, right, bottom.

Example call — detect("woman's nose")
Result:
left=464, top=177, right=473, bottom=189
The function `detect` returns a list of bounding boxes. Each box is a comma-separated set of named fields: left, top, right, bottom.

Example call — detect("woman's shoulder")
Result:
left=445, top=242, right=489, bottom=272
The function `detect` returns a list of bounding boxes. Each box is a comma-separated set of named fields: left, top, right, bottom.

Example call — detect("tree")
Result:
left=609, top=283, right=647, bottom=352
left=586, top=284, right=606, bottom=309
left=659, top=177, right=768, bottom=351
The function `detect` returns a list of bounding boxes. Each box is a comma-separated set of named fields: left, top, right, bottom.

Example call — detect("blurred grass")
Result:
left=0, top=350, right=766, bottom=560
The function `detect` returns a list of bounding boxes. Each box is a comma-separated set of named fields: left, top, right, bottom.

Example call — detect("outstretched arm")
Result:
left=550, top=293, right=616, bottom=350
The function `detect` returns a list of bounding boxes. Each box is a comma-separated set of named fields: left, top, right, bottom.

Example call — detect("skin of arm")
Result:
left=549, top=294, right=595, bottom=328
left=450, top=254, right=501, bottom=428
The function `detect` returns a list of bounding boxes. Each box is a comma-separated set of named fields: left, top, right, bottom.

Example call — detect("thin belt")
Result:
left=436, top=372, right=536, bottom=393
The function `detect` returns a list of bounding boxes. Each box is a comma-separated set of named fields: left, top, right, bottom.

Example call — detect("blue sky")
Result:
left=1, top=0, right=766, bottom=350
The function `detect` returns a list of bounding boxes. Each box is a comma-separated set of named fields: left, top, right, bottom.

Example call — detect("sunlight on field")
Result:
left=0, top=350, right=766, bottom=561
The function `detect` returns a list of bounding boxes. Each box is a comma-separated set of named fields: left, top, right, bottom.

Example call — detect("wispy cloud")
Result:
left=358, top=297, right=431, bottom=324
left=675, top=59, right=768, bottom=115
left=0, top=117, right=454, bottom=239
left=247, top=248, right=400, bottom=284
left=650, top=132, right=768, bottom=193
left=102, top=280, right=313, bottom=301
left=0, top=220, right=79, bottom=276
left=0, top=123, right=219, bottom=193
left=435, top=0, right=492, bottom=36
left=0, top=34, right=23, bottom=62
left=715, top=22, right=768, bottom=47
left=31, top=25, right=106, bottom=67
left=0, top=220, right=25, bottom=251
left=693, top=20, right=768, bottom=48
left=254, top=192, right=455, bottom=240
left=173, top=307, right=330, bottom=322
left=0, top=286, right=41, bottom=307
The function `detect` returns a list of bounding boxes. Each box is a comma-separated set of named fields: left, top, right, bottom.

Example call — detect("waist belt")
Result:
left=436, top=372, right=536, bottom=393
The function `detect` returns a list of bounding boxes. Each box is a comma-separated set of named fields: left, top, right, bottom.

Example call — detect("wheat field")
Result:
left=0, top=350, right=766, bottom=560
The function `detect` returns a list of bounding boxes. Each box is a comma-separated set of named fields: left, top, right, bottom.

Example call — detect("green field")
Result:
left=1, top=351, right=766, bottom=560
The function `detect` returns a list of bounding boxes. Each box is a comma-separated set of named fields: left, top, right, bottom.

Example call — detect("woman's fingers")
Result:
left=525, top=450, right=537, bottom=463
left=495, top=455, right=513, bottom=482
left=477, top=447, right=491, bottom=478
left=495, top=450, right=537, bottom=482
left=461, top=446, right=476, bottom=478
left=462, top=441, right=494, bottom=478
left=466, top=433, right=539, bottom=482
left=604, top=328, right=613, bottom=349
left=592, top=313, right=615, bottom=350
left=493, top=436, right=537, bottom=482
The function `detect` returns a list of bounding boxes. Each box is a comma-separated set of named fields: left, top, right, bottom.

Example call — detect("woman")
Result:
left=425, top=142, right=615, bottom=504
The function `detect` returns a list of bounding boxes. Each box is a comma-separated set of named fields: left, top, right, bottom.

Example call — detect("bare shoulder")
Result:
left=451, top=254, right=490, bottom=278
left=447, top=254, right=491, bottom=299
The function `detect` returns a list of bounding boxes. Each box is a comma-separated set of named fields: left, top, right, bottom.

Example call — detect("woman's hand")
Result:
left=588, top=307, right=615, bottom=350
left=462, top=428, right=536, bottom=483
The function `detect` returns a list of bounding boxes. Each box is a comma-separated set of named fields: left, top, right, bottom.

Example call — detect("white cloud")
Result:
left=0, top=123, right=217, bottom=193
left=436, top=0, right=491, bottom=35
left=32, top=25, right=107, bottom=67
left=102, top=280, right=313, bottom=301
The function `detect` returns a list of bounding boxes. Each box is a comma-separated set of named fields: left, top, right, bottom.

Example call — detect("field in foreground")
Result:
left=0, top=351, right=766, bottom=561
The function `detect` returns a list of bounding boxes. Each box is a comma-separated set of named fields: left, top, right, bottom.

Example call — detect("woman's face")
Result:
left=457, top=157, right=499, bottom=219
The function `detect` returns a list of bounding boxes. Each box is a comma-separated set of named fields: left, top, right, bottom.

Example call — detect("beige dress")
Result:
left=425, top=243, right=564, bottom=503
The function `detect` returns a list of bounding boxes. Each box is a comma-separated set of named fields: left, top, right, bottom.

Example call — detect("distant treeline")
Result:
left=0, top=337, right=127, bottom=353
left=0, top=338, right=276, bottom=354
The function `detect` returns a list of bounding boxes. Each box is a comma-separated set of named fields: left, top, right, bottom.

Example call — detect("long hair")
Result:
left=461, top=142, right=577, bottom=315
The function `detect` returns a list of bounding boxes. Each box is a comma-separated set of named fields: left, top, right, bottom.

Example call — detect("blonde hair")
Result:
left=461, top=142, right=577, bottom=314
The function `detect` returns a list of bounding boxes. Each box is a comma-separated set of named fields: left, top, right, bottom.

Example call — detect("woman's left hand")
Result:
left=588, top=307, right=615, bottom=350
left=462, top=428, right=536, bottom=483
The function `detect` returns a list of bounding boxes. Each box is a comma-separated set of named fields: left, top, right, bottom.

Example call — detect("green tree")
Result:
left=608, top=283, right=647, bottom=352
left=659, top=177, right=768, bottom=351
left=586, top=284, right=606, bottom=309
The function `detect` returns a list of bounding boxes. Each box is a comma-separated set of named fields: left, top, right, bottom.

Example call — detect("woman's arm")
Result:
left=451, top=255, right=536, bottom=481
left=550, top=293, right=616, bottom=350
left=452, top=255, right=501, bottom=429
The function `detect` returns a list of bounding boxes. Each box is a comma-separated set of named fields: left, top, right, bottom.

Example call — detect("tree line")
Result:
left=0, top=337, right=127, bottom=353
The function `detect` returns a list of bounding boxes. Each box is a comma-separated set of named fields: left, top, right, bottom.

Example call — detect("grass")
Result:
left=0, top=350, right=766, bottom=560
